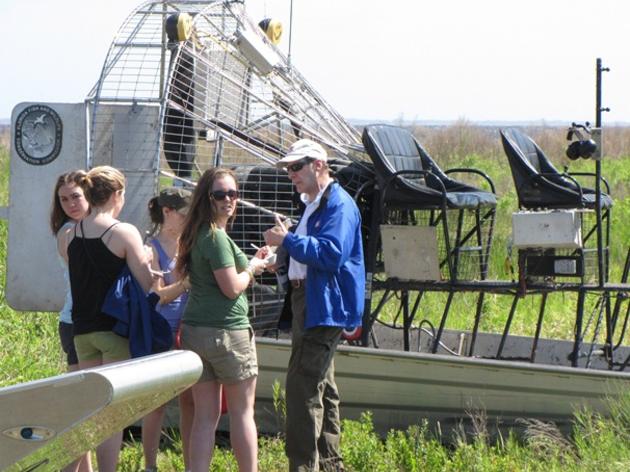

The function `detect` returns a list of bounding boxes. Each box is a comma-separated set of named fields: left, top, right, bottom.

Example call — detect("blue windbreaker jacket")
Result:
left=282, top=182, right=365, bottom=329
left=101, top=265, right=173, bottom=358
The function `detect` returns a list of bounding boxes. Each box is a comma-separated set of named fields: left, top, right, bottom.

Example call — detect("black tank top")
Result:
left=68, top=222, right=126, bottom=335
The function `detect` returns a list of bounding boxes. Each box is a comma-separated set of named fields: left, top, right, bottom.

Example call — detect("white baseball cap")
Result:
left=276, top=139, right=328, bottom=168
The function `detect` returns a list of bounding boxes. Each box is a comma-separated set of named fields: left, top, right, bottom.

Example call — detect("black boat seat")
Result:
left=500, top=128, right=612, bottom=209
left=362, top=124, right=496, bottom=209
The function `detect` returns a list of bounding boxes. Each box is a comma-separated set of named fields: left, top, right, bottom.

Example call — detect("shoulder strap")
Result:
left=151, top=237, right=165, bottom=257
left=151, top=238, right=170, bottom=269
left=100, top=222, right=120, bottom=239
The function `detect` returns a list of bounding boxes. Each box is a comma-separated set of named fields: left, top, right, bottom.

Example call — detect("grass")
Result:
left=0, top=137, right=62, bottom=386
left=3, top=124, right=630, bottom=470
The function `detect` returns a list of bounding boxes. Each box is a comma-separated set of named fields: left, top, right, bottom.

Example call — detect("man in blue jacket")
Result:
left=265, top=139, right=365, bottom=472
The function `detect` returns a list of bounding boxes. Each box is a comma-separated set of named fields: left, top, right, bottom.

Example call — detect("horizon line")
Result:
left=2, top=117, right=630, bottom=127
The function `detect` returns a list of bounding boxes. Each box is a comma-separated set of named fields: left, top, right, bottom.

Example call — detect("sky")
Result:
left=1, top=0, right=629, bottom=124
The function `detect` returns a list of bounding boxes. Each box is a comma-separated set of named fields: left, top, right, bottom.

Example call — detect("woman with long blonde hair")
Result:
left=61, top=165, right=153, bottom=472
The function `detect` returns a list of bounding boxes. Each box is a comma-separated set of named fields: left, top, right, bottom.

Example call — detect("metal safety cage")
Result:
left=157, top=1, right=361, bottom=175
left=87, top=1, right=373, bottom=331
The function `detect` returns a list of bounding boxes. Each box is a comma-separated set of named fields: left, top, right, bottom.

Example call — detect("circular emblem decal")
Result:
left=14, top=104, right=63, bottom=165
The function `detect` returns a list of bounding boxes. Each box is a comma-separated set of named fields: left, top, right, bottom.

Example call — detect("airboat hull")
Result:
left=254, top=336, right=630, bottom=435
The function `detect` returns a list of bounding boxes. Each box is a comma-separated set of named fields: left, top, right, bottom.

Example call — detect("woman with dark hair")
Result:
left=142, top=187, right=194, bottom=472
left=50, top=170, right=93, bottom=472
left=60, top=165, right=153, bottom=472
left=176, top=168, right=268, bottom=472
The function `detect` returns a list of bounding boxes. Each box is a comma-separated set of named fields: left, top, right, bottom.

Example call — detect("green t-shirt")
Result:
left=183, top=225, right=250, bottom=329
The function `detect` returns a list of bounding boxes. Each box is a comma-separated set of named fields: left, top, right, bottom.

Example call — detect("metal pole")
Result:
left=572, top=289, right=586, bottom=367
left=287, top=0, right=294, bottom=68
left=530, top=293, right=547, bottom=363
left=595, top=58, right=608, bottom=287
left=159, top=1, right=167, bottom=100
left=402, top=291, right=410, bottom=351
left=431, top=291, right=454, bottom=354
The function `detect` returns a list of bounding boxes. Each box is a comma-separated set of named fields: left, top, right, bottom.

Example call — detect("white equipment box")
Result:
left=512, top=210, right=583, bottom=249
left=381, top=225, right=441, bottom=281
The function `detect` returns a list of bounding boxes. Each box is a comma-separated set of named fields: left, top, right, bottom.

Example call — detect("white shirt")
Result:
left=288, top=184, right=329, bottom=281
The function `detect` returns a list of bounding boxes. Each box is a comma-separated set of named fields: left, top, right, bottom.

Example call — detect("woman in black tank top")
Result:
left=50, top=170, right=93, bottom=472
left=61, top=166, right=153, bottom=472
left=68, top=221, right=126, bottom=334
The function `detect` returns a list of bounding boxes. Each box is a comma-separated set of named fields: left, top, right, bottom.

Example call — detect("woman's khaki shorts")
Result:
left=74, top=331, right=130, bottom=363
left=181, top=324, right=258, bottom=384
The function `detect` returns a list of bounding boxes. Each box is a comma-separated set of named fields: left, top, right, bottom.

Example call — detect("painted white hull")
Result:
left=254, top=337, right=630, bottom=434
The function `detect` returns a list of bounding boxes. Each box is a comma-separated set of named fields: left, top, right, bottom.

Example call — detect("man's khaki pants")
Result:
left=285, top=285, right=344, bottom=472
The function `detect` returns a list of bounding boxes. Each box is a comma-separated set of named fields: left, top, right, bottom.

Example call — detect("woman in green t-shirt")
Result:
left=177, top=168, right=268, bottom=472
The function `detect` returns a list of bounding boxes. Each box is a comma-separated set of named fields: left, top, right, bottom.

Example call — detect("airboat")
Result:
left=2, top=0, right=630, bottom=469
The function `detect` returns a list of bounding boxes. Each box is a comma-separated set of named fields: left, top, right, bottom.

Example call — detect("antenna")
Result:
left=287, top=0, right=294, bottom=68
left=594, top=58, right=610, bottom=288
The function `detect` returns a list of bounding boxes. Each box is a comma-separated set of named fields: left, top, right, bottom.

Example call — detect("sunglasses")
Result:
left=210, top=189, right=239, bottom=201
left=286, top=158, right=314, bottom=173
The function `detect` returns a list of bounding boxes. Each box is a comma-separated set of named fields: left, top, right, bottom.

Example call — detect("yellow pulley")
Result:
left=165, top=12, right=193, bottom=42
left=258, top=18, right=282, bottom=45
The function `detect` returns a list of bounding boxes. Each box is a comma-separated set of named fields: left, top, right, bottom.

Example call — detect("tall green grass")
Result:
left=108, top=406, right=630, bottom=471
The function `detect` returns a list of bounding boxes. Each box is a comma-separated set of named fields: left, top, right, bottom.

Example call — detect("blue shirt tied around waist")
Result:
left=101, top=265, right=172, bottom=358
left=282, top=182, right=365, bottom=330
left=151, top=238, right=188, bottom=332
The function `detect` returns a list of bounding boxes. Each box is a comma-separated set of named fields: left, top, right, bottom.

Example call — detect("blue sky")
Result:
left=1, top=0, right=628, bottom=124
